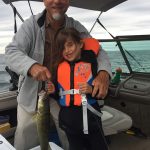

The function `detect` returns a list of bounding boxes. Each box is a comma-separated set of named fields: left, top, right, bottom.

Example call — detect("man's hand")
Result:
left=92, top=71, right=109, bottom=99
left=28, top=63, right=51, bottom=81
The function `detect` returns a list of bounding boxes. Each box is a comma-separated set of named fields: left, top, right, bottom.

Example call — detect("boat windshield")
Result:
left=100, top=35, right=150, bottom=74
left=120, top=40, right=150, bottom=73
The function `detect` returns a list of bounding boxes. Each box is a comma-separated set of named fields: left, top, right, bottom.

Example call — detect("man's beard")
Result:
left=52, top=13, right=62, bottom=21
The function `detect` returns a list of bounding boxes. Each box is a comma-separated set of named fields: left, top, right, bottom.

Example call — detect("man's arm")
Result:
left=92, top=49, right=112, bottom=99
left=97, top=49, right=112, bottom=78
left=72, top=18, right=112, bottom=98
left=5, top=17, right=37, bottom=76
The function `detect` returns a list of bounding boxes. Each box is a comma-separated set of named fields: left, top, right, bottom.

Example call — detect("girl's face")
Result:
left=63, top=38, right=83, bottom=62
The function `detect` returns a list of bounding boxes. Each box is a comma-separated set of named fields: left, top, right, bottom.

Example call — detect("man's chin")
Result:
left=52, top=13, right=62, bottom=21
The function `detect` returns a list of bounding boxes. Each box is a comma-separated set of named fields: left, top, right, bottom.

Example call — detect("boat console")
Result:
left=120, top=74, right=150, bottom=103
left=106, top=73, right=150, bottom=136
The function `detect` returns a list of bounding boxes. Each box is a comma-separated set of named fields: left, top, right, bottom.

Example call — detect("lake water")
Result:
left=0, top=49, right=150, bottom=92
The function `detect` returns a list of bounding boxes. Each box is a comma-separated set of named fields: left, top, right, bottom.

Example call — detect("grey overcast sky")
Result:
left=0, top=0, right=150, bottom=53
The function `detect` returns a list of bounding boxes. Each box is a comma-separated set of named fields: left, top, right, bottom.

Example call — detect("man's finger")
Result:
left=97, top=88, right=108, bottom=99
left=45, top=70, right=51, bottom=80
left=92, top=85, right=99, bottom=97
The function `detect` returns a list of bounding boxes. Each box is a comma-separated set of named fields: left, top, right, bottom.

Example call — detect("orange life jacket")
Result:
left=82, top=38, right=100, bottom=55
left=57, top=38, right=100, bottom=106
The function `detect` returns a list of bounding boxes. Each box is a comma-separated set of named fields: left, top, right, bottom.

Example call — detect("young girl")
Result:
left=48, top=28, right=108, bottom=150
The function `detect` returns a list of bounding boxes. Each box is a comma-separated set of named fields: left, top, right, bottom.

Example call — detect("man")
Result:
left=5, top=0, right=112, bottom=149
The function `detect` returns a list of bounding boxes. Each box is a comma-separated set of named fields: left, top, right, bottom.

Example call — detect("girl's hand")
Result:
left=78, top=82, right=92, bottom=94
left=46, top=81, right=55, bottom=94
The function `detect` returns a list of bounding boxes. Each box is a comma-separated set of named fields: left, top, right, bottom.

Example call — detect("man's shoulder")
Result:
left=23, top=10, right=45, bottom=25
left=65, top=15, right=90, bottom=37
left=34, top=10, right=46, bottom=21
left=65, top=15, right=79, bottom=24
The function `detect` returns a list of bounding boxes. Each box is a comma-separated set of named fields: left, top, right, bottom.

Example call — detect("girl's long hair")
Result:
left=54, top=28, right=81, bottom=69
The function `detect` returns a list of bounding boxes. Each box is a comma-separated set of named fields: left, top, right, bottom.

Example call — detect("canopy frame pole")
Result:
left=9, top=2, right=24, bottom=22
left=89, top=11, right=102, bottom=33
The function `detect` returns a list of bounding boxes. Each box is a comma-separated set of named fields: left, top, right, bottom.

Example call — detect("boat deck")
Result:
left=109, top=132, right=150, bottom=150
left=5, top=131, right=150, bottom=150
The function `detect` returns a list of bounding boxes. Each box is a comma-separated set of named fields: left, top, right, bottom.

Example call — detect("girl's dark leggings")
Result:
left=66, top=129, right=109, bottom=150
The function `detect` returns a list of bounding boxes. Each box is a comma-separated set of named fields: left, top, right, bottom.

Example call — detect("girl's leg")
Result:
left=66, top=132, right=85, bottom=150
left=89, top=131, right=109, bottom=150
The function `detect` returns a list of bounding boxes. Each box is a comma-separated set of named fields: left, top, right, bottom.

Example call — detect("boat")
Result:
left=0, top=0, right=150, bottom=149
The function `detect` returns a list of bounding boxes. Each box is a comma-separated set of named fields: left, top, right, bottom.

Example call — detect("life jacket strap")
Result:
left=81, top=94, right=102, bottom=134
left=59, top=88, right=102, bottom=135
left=87, top=103, right=102, bottom=118
left=81, top=94, right=88, bottom=134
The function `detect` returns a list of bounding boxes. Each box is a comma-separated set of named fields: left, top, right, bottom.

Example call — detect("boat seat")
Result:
left=101, top=105, right=132, bottom=136
left=0, top=91, right=17, bottom=111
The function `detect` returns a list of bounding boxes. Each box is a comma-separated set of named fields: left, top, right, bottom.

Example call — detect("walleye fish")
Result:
left=35, top=90, right=52, bottom=150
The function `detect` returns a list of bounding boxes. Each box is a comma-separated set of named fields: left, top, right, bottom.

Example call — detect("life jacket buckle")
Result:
left=71, top=89, right=80, bottom=94
left=81, top=94, right=87, bottom=106
left=59, top=89, right=80, bottom=99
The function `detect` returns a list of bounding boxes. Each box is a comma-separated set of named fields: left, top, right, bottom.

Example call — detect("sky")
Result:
left=0, top=0, right=150, bottom=54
